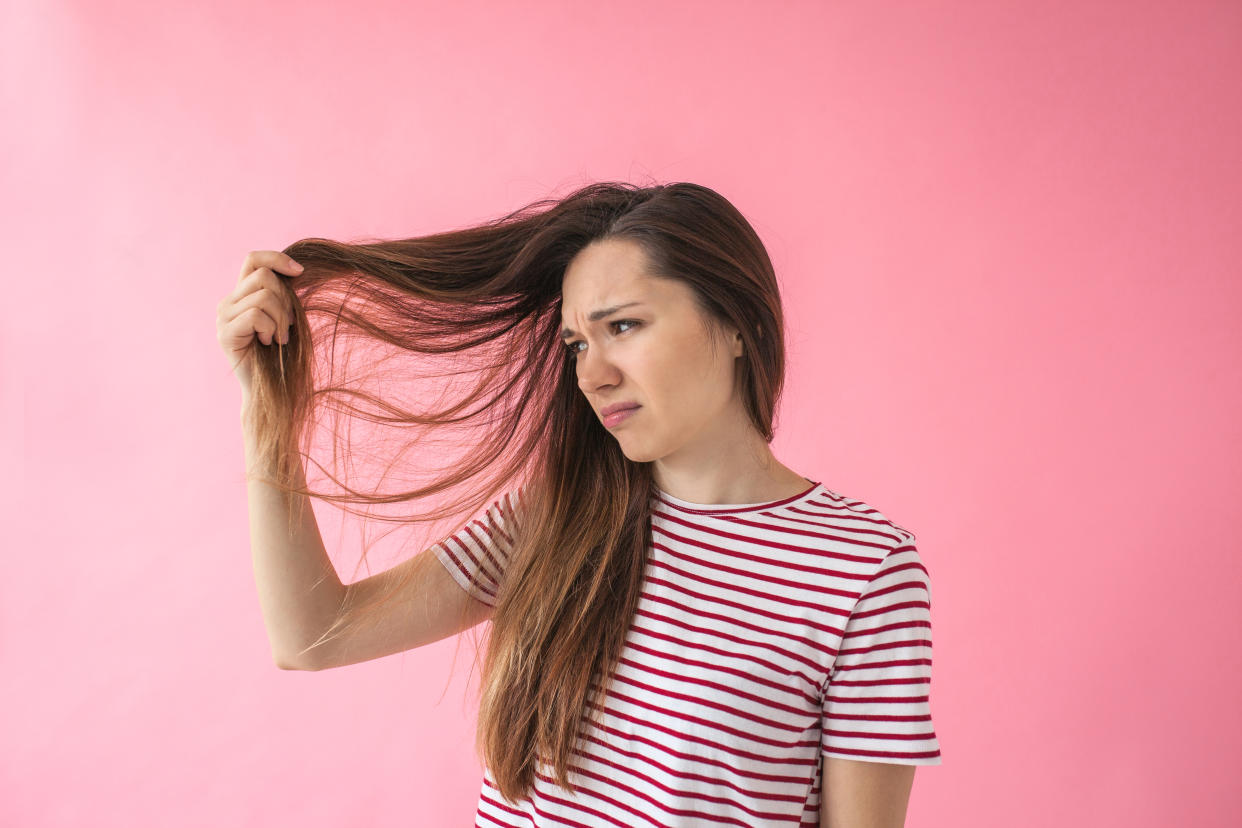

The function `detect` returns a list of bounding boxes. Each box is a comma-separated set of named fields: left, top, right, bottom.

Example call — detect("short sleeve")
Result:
left=431, top=485, right=526, bottom=607
left=821, top=540, right=943, bottom=765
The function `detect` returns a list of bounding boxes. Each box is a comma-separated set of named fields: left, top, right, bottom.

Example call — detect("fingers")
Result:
left=238, top=249, right=304, bottom=286
left=218, top=250, right=303, bottom=354
left=219, top=251, right=305, bottom=388
left=216, top=303, right=282, bottom=352
left=228, top=255, right=298, bottom=333
left=224, top=287, right=294, bottom=341
left=238, top=306, right=282, bottom=346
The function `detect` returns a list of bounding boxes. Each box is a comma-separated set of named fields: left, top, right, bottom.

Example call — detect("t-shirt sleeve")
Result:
left=820, top=539, right=943, bottom=765
left=431, top=485, right=526, bottom=608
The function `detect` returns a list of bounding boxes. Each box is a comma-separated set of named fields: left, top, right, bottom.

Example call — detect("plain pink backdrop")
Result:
left=3, top=1, right=1239, bottom=826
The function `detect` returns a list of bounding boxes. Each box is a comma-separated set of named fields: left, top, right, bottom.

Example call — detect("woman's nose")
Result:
left=575, top=347, right=618, bottom=390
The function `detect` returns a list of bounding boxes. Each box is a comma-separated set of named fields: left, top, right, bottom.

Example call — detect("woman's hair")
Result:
left=243, top=179, right=787, bottom=803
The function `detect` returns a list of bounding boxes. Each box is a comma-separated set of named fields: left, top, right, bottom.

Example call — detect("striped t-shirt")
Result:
left=432, top=478, right=942, bottom=827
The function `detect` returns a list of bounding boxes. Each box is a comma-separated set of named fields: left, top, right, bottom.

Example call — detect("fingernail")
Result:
left=290, top=260, right=304, bottom=271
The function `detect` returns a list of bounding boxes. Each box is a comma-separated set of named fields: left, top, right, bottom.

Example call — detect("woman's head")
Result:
left=560, top=237, right=752, bottom=467
left=550, top=183, right=786, bottom=460
left=247, top=180, right=787, bottom=803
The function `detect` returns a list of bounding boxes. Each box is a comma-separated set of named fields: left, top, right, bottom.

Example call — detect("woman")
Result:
left=218, top=181, right=942, bottom=826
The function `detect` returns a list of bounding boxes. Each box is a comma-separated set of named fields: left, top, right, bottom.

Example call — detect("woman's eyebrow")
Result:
left=559, top=302, right=645, bottom=339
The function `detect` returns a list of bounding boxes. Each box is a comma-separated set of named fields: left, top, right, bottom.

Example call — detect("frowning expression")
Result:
left=560, top=238, right=743, bottom=463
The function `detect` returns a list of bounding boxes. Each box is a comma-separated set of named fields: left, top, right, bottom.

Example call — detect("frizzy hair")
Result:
left=241, top=179, right=788, bottom=803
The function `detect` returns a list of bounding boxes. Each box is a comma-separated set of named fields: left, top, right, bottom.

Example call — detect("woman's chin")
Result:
left=618, top=440, right=661, bottom=464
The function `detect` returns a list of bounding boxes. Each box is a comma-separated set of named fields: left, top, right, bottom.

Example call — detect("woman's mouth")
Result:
left=603, top=406, right=640, bottom=428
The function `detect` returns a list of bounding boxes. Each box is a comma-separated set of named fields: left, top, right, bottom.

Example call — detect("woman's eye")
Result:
left=565, top=320, right=640, bottom=356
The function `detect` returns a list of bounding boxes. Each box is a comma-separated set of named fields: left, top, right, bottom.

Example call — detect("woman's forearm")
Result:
left=241, top=397, right=345, bottom=669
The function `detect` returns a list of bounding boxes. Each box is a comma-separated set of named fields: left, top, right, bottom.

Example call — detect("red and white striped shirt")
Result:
left=433, top=479, right=942, bottom=827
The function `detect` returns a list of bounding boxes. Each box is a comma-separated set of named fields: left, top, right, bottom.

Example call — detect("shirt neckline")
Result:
left=653, top=478, right=822, bottom=515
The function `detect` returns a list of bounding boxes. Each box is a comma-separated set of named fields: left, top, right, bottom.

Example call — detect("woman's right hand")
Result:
left=217, top=249, right=303, bottom=394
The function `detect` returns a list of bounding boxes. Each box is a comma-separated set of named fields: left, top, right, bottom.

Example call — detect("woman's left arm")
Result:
left=820, top=758, right=916, bottom=828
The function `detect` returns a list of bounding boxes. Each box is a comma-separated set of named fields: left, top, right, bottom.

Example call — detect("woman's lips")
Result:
left=603, top=406, right=640, bottom=428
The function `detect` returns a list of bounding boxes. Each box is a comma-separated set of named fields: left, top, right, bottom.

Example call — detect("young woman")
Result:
left=218, top=182, right=942, bottom=827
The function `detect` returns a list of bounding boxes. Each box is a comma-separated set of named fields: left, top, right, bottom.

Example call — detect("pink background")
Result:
left=3, top=1, right=1240, bottom=825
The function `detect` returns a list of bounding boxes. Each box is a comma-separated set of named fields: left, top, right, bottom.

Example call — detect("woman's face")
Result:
left=560, top=238, right=744, bottom=464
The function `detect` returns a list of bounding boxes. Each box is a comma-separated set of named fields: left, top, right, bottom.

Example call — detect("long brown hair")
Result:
left=242, top=180, right=787, bottom=803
